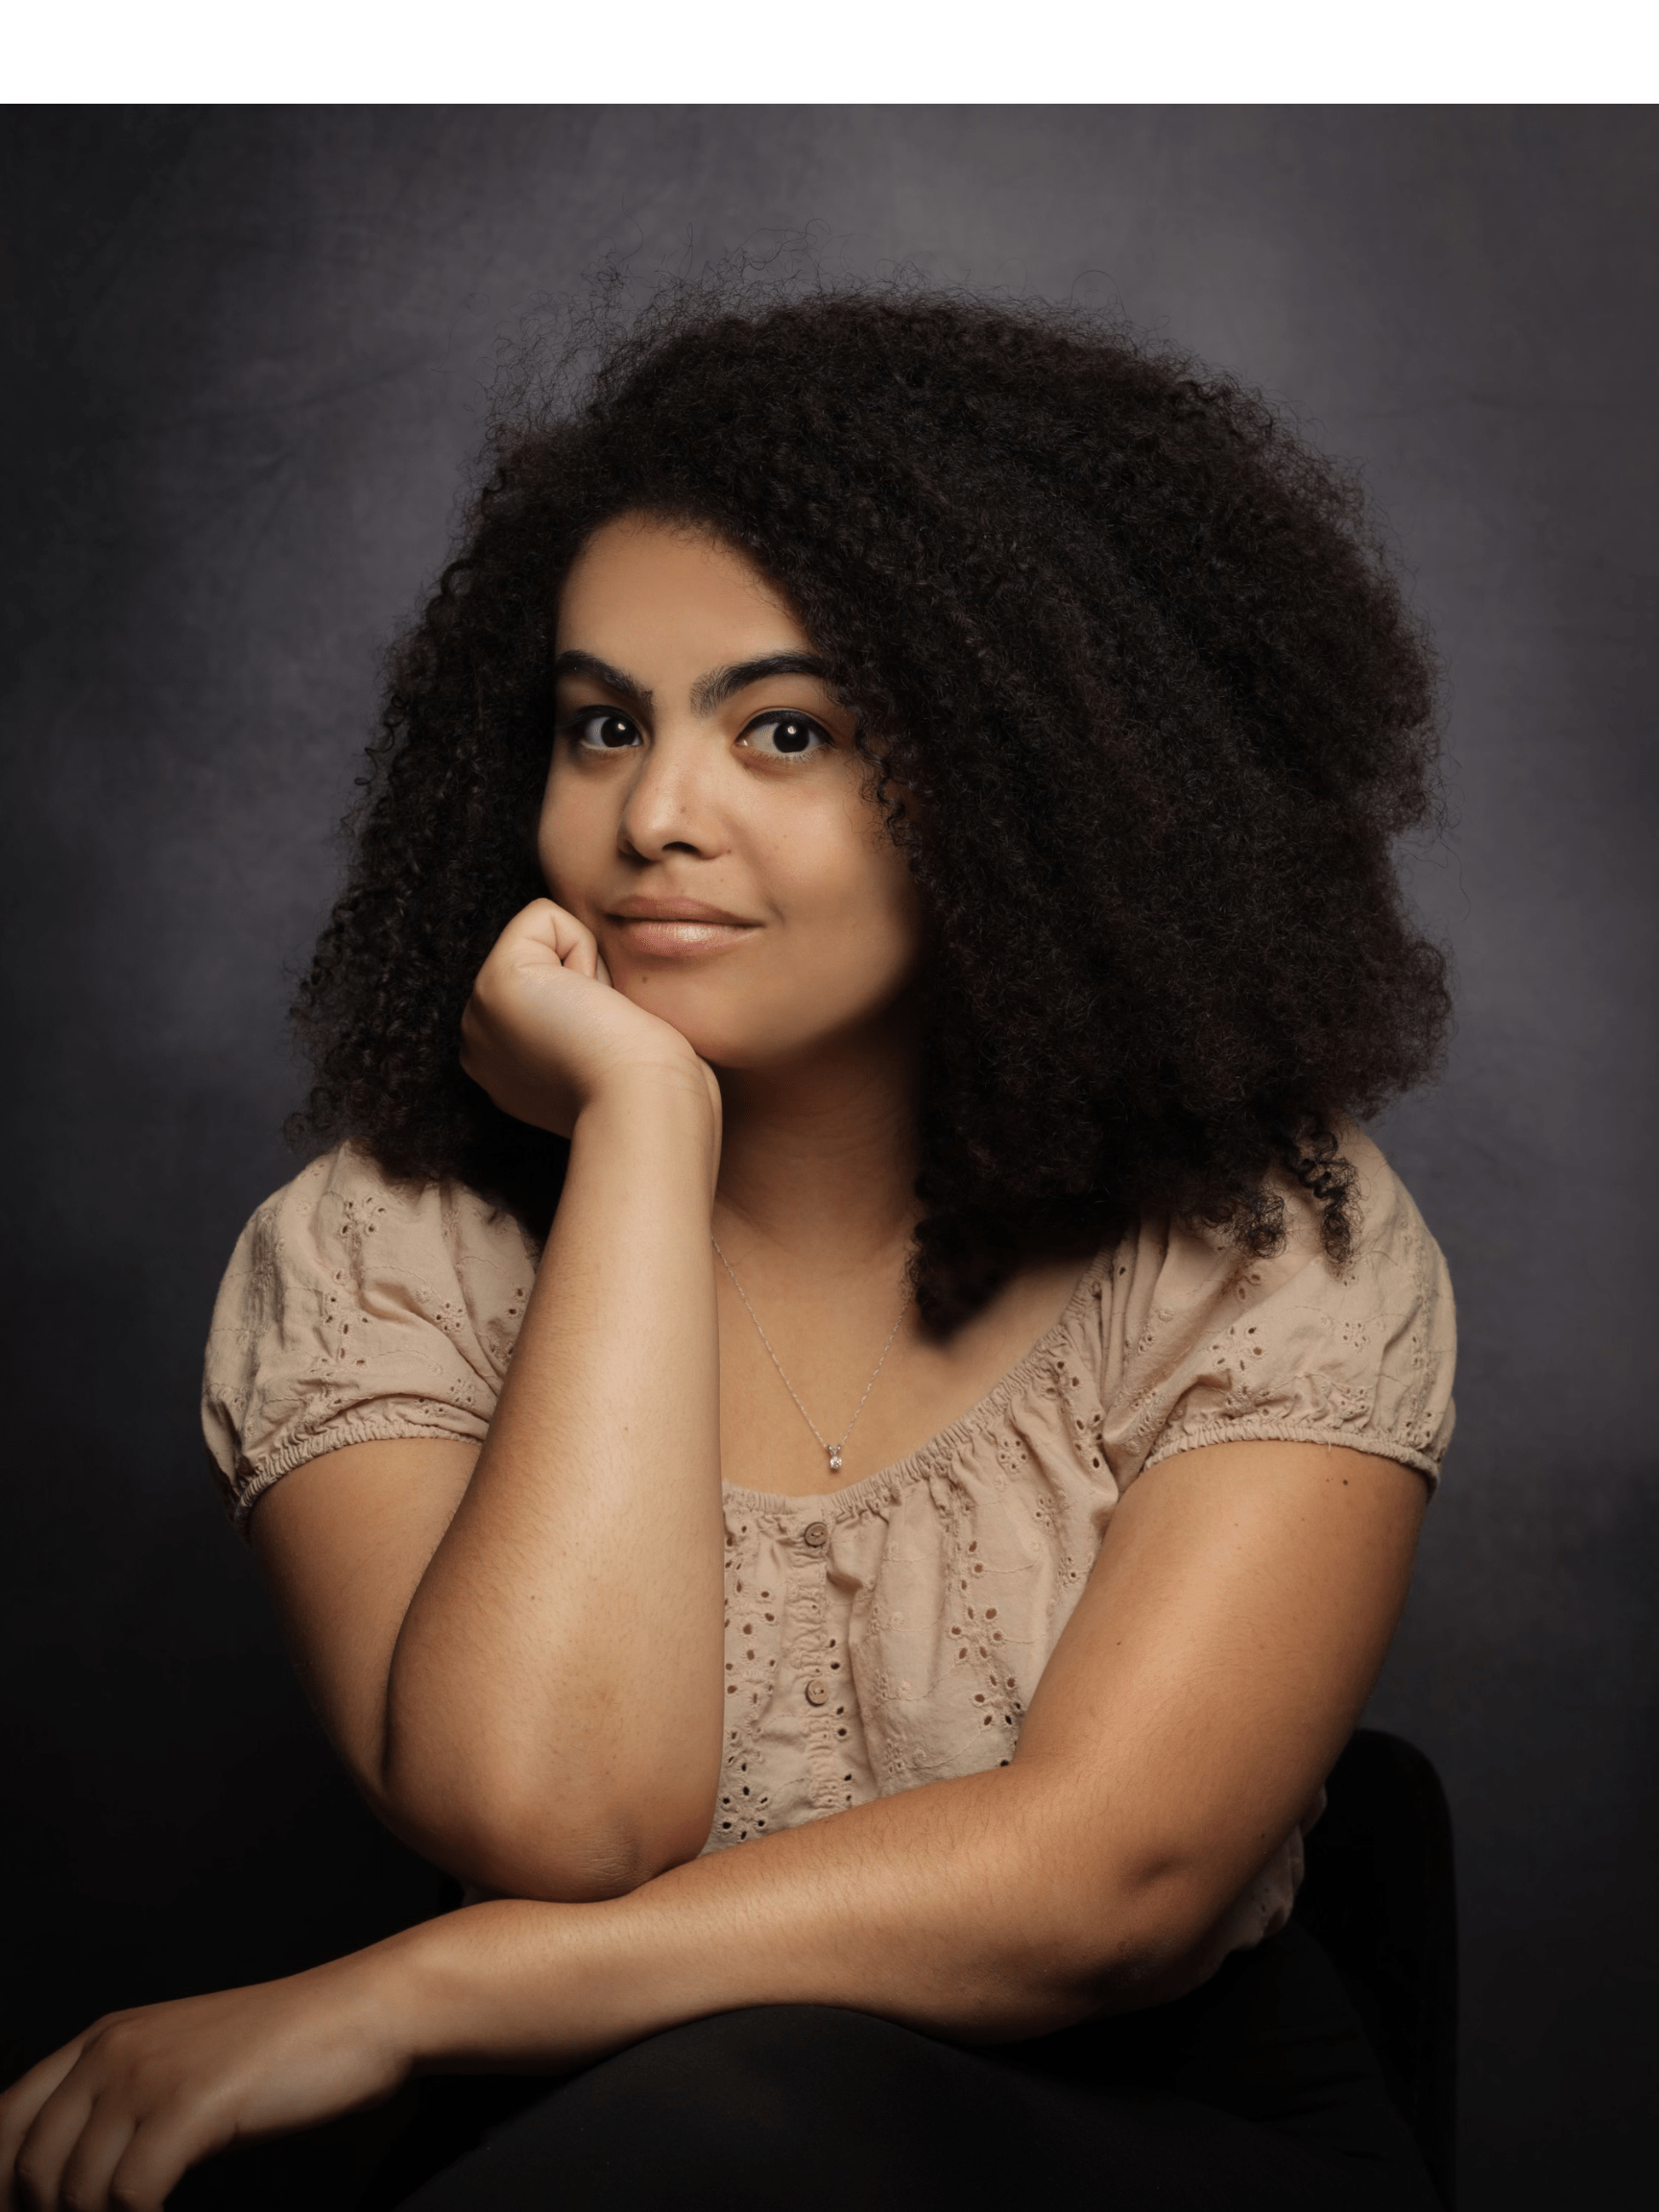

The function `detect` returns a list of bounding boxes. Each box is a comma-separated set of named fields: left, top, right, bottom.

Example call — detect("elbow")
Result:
left=1057, top=1858, right=1267, bottom=2021
left=455, top=1805, right=712, bottom=1904
left=366, top=1764, right=715, bottom=1903
left=966, top=1853, right=1249, bottom=2042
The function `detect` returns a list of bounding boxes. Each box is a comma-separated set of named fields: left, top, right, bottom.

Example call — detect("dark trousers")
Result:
left=376, top=1921, right=1442, bottom=2210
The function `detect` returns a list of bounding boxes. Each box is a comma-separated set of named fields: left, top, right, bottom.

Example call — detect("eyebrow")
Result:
left=551, top=648, right=832, bottom=717
left=551, top=650, right=652, bottom=707
left=689, top=653, right=833, bottom=715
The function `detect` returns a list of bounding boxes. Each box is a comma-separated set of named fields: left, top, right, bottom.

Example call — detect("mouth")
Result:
left=605, top=897, right=760, bottom=960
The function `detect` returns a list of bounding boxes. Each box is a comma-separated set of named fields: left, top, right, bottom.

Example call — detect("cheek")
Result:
left=852, top=861, right=923, bottom=974
left=537, top=778, right=602, bottom=905
left=783, top=827, right=922, bottom=993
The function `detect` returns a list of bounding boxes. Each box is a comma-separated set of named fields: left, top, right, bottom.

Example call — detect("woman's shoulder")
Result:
left=223, top=1141, right=539, bottom=1303
left=1116, top=1120, right=1447, bottom=1314
left=1090, top=1121, right=1455, bottom=1486
left=202, top=1142, right=539, bottom=1528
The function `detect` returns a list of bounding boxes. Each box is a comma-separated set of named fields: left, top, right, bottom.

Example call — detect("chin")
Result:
left=615, top=973, right=765, bottom=1065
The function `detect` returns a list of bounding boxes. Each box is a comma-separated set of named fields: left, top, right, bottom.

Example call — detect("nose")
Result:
left=616, top=723, right=727, bottom=862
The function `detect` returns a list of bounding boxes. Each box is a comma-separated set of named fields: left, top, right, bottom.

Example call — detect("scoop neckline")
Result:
left=720, top=1249, right=1108, bottom=1521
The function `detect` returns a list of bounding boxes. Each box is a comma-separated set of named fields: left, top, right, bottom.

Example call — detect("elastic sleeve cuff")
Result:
left=1142, top=1415, right=1442, bottom=1489
left=223, top=1419, right=482, bottom=1536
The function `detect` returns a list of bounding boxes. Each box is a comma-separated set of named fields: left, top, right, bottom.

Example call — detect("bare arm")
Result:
left=2, top=1437, right=1430, bottom=2212
left=254, top=900, right=728, bottom=1901
left=408, top=1434, right=1429, bottom=2054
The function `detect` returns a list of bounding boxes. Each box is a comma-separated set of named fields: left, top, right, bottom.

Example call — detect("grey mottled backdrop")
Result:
left=2, top=107, right=1654, bottom=2209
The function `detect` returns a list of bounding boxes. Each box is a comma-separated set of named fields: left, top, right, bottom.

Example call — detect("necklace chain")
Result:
left=711, top=1237, right=912, bottom=1478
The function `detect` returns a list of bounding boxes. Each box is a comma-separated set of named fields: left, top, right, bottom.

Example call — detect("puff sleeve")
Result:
left=201, top=1143, right=540, bottom=1531
left=1098, top=1124, right=1455, bottom=1489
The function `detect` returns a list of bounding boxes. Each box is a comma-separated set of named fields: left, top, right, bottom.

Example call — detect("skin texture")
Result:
left=0, top=518, right=1430, bottom=2212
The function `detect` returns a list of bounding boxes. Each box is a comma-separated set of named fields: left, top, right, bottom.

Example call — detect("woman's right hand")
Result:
left=461, top=899, right=717, bottom=1138
left=0, top=1951, right=411, bottom=2212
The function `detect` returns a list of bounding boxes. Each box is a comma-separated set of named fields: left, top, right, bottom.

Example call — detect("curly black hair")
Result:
left=291, top=277, right=1449, bottom=1332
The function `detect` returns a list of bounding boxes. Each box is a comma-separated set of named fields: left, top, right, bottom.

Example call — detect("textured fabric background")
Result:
left=2, top=107, right=1653, bottom=2208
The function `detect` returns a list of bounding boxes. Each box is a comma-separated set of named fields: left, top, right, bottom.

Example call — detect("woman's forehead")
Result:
left=557, top=515, right=812, bottom=666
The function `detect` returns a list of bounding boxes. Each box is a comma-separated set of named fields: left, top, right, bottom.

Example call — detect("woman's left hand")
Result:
left=0, top=1952, right=411, bottom=2212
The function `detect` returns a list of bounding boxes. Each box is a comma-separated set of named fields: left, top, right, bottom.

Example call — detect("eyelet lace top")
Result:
left=203, top=1121, right=1454, bottom=1955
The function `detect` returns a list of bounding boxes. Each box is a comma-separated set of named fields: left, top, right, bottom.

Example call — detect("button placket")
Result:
left=786, top=1516, right=850, bottom=1810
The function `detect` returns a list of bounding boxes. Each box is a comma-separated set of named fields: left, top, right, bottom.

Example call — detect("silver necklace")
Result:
left=711, top=1237, right=912, bottom=1479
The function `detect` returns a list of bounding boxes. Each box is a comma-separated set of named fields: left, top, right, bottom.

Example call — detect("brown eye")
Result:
left=740, top=713, right=829, bottom=759
left=570, top=709, right=642, bottom=751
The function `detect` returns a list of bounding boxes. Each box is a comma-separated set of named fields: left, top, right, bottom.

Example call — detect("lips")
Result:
left=606, top=897, right=759, bottom=960
left=616, top=918, right=754, bottom=956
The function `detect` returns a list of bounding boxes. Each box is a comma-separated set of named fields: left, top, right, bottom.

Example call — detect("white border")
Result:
left=9, top=2, right=1657, bottom=106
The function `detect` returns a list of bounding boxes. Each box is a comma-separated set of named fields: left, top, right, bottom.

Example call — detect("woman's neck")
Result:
left=710, top=1013, right=920, bottom=1274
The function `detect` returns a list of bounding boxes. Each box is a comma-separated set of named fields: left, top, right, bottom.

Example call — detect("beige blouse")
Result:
left=203, top=1123, right=1455, bottom=1950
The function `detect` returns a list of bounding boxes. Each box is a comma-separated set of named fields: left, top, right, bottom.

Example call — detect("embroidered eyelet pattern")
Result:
left=206, top=1132, right=1454, bottom=1904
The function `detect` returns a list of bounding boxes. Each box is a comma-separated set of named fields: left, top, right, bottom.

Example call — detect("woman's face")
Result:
left=541, top=514, right=922, bottom=1070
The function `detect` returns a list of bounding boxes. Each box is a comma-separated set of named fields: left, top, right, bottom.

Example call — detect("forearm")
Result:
left=382, top=1760, right=1229, bottom=2076
left=381, top=1071, right=726, bottom=1896
left=0, top=1770, right=1207, bottom=2212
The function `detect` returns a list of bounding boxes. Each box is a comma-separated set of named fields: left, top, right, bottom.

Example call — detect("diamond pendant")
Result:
left=829, top=1447, right=843, bottom=1475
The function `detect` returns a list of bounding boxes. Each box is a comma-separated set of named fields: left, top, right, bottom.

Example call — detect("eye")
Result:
left=566, top=709, right=643, bottom=752
left=738, top=712, right=831, bottom=760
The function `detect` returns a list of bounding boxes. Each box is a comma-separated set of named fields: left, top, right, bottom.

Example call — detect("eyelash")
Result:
left=560, top=709, right=832, bottom=759
left=563, top=709, right=643, bottom=754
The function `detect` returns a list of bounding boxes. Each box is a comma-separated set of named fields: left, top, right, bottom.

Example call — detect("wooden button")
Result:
left=802, top=1521, right=830, bottom=1548
left=805, top=1679, right=830, bottom=1706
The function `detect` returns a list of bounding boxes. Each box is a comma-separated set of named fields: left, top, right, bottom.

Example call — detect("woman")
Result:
left=1, top=286, right=1455, bottom=2211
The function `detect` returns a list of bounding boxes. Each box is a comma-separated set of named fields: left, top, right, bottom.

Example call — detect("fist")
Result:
left=461, top=900, right=713, bottom=1138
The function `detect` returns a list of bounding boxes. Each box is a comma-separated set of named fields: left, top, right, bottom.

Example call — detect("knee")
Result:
left=574, top=2002, right=909, bottom=2122
left=548, top=2004, right=955, bottom=2193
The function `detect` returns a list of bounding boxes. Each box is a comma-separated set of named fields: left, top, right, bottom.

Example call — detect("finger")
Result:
left=106, top=2108, right=227, bottom=2212
left=549, top=918, right=601, bottom=979
left=516, top=899, right=600, bottom=976
left=10, top=2076, right=93, bottom=2212
left=0, top=2040, right=85, bottom=2196
left=595, top=950, right=614, bottom=990
left=56, top=2100, right=142, bottom=2212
